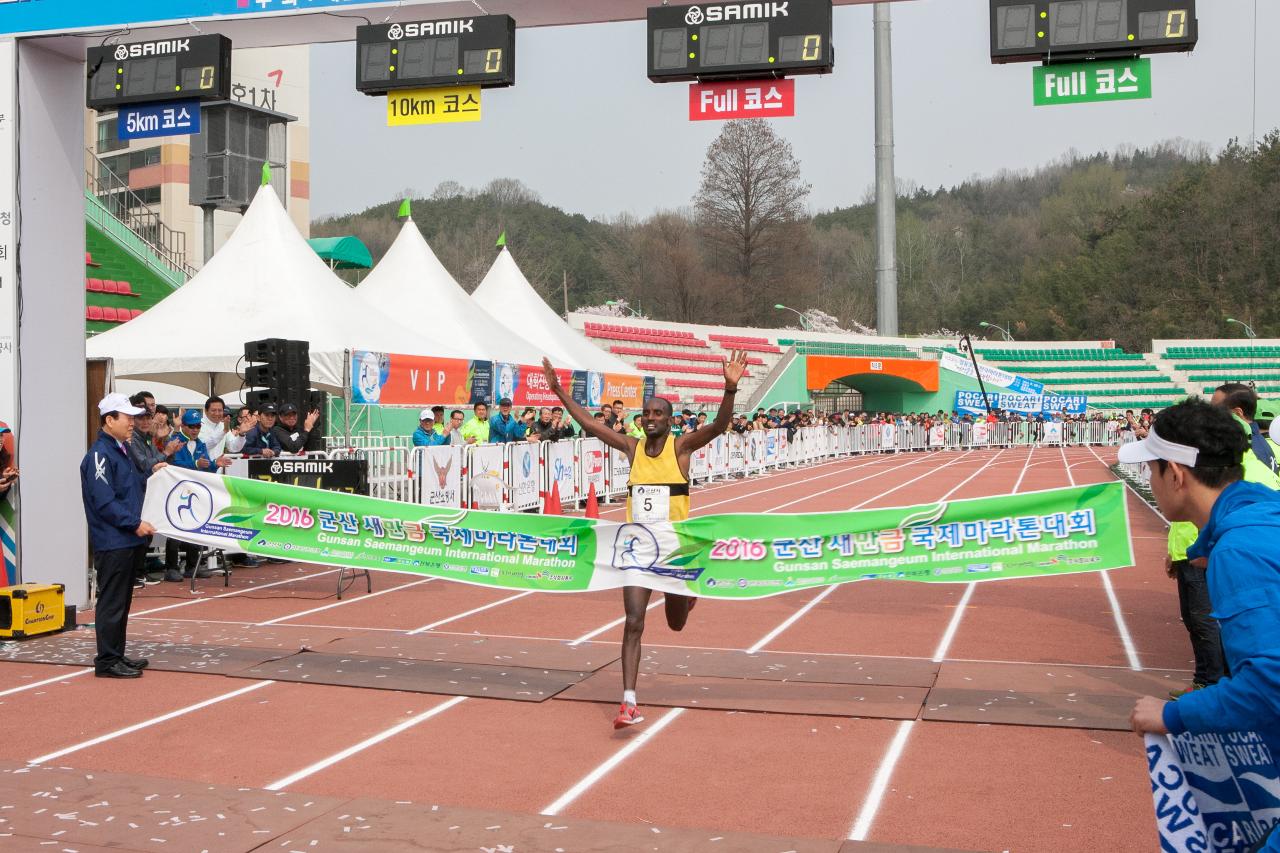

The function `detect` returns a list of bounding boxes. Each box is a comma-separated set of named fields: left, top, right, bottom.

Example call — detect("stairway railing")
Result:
left=84, top=148, right=196, bottom=283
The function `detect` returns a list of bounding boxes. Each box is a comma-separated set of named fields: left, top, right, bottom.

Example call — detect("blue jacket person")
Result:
left=79, top=393, right=155, bottom=678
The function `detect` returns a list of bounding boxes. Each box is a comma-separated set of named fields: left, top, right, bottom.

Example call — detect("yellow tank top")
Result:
left=627, top=434, right=690, bottom=522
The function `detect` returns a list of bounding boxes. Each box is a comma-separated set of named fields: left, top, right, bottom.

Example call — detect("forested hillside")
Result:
left=314, top=129, right=1280, bottom=351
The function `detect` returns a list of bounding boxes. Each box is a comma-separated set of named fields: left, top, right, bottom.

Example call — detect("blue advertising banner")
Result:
left=118, top=101, right=200, bottom=140
left=0, top=0, right=389, bottom=37
left=955, top=391, right=1089, bottom=416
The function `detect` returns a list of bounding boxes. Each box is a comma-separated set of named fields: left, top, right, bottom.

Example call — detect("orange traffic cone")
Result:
left=543, top=481, right=562, bottom=515
left=584, top=482, right=600, bottom=519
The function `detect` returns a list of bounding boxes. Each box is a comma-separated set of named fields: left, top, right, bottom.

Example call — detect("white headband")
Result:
left=1142, top=428, right=1201, bottom=467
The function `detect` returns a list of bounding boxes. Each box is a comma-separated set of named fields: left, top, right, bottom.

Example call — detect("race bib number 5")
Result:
left=632, top=485, right=671, bottom=524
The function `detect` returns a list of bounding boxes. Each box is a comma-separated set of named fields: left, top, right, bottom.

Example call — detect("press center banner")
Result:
left=939, top=351, right=1044, bottom=396
left=144, top=468, right=1134, bottom=599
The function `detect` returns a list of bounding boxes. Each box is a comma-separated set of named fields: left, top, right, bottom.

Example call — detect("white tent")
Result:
left=356, top=219, right=561, bottom=367
left=471, top=248, right=637, bottom=375
left=86, top=186, right=465, bottom=393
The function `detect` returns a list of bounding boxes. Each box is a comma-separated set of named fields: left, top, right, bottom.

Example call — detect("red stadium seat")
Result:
left=131, top=308, right=143, bottom=319
left=101, top=280, right=119, bottom=295
left=86, top=278, right=104, bottom=292
left=85, top=252, right=100, bottom=267
left=86, top=305, right=105, bottom=321
left=116, top=280, right=136, bottom=297
left=102, top=307, right=121, bottom=322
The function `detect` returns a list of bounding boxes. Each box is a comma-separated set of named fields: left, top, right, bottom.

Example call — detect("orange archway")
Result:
left=805, top=356, right=939, bottom=393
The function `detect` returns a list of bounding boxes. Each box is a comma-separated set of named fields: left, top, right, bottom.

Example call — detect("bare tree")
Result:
left=694, top=119, right=811, bottom=300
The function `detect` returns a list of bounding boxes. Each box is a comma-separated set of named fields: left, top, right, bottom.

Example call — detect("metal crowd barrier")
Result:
left=321, top=422, right=1121, bottom=511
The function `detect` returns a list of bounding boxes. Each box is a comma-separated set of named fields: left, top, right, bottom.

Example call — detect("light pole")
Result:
left=774, top=303, right=812, bottom=331
left=605, top=299, right=641, bottom=318
left=1227, top=318, right=1258, bottom=388
left=979, top=321, right=1014, bottom=342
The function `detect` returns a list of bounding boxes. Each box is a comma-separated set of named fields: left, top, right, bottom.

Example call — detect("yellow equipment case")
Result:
left=0, top=583, right=67, bottom=639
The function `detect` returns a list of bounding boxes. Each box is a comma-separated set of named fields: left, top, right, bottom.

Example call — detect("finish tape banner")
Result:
left=143, top=468, right=1133, bottom=599
left=939, top=351, right=1044, bottom=396
left=1145, top=732, right=1280, bottom=852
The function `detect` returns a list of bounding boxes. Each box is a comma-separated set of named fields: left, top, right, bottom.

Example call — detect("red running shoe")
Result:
left=613, top=703, right=644, bottom=729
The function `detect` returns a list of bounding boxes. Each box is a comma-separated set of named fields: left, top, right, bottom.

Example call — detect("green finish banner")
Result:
left=1033, top=58, right=1152, bottom=106
left=143, top=468, right=1135, bottom=599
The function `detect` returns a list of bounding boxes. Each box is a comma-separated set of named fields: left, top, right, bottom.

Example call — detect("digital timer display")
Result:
left=86, top=34, right=231, bottom=110
left=355, top=15, right=515, bottom=95
left=990, top=0, right=1197, bottom=63
left=647, top=1, right=834, bottom=83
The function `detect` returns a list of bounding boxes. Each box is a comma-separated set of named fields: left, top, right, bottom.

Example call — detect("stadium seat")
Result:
left=85, top=252, right=100, bottom=268
left=101, top=280, right=119, bottom=295
left=86, top=278, right=104, bottom=292
left=101, top=306, right=119, bottom=322
left=130, top=308, right=143, bottom=319
left=86, top=305, right=105, bottom=321
left=116, top=281, right=136, bottom=297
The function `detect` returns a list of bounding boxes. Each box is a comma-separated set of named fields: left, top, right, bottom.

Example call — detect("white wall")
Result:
left=17, top=41, right=89, bottom=606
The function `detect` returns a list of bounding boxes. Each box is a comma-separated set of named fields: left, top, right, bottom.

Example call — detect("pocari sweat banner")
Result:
left=144, top=468, right=1134, bottom=599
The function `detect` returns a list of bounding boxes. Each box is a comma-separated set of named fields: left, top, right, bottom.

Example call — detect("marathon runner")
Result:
left=542, top=351, right=748, bottom=728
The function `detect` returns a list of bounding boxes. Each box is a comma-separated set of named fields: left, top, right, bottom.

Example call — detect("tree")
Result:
left=694, top=119, right=811, bottom=321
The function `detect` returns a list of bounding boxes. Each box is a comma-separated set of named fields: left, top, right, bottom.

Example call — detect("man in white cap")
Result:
left=79, top=393, right=156, bottom=679
left=1126, top=399, right=1280, bottom=818
left=412, top=409, right=446, bottom=447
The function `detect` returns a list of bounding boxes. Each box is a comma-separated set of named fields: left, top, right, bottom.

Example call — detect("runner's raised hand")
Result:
left=723, top=350, right=748, bottom=391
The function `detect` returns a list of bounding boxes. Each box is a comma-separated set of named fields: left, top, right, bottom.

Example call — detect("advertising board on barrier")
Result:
left=954, top=391, right=1088, bottom=416
left=146, top=467, right=1134, bottom=599
left=415, top=447, right=463, bottom=508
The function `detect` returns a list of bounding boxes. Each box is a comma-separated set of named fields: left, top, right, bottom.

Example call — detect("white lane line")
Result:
left=0, top=668, right=92, bottom=698
left=264, top=695, right=468, bottom=791
left=568, top=597, right=665, bottom=647
left=746, top=586, right=836, bottom=654
left=1061, top=445, right=1143, bottom=671
left=132, top=568, right=340, bottom=616
left=930, top=583, right=975, bottom=664
left=406, top=591, right=533, bottom=634
left=29, top=680, right=274, bottom=765
left=931, top=447, right=1034, bottom=664
left=254, top=578, right=434, bottom=627
left=540, top=707, right=686, bottom=816
left=848, top=719, right=914, bottom=840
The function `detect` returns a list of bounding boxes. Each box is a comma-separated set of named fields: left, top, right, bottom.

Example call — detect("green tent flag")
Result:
left=397, top=199, right=411, bottom=219
left=260, top=162, right=271, bottom=186
left=496, top=231, right=506, bottom=248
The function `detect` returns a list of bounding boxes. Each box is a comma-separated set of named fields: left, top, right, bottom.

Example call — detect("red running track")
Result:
left=0, top=447, right=1183, bottom=851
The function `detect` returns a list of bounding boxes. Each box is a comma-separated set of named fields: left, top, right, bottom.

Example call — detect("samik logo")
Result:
left=387, top=23, right=404, bottom=40
left=117, top=39, right=191, bottom=59
left=270, top=461, right=283, bottom=475
left=694, top=2, right=789, bottom=24
left=399, top=19, right=475, bottom=38
left=165, top=480, right=215, bottom=532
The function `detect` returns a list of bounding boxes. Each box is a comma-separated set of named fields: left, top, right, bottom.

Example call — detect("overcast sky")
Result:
left=309, top=0, right=1277, bottom=222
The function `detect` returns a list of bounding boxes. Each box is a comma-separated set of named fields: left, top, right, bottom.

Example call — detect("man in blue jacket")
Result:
left=412, top=409, right=447, bottom=447
left=80, top=394, right=156, bottom=679
left=488, top=397, right=527, bottom=444
left=161, top=410, right=219, bottom=582
left=1127, top=399, right=1280, bottom=840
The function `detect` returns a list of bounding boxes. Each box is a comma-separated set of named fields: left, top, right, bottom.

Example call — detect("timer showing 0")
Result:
left=646, top=1, right=833, bottom=83
left=354, top=15, right=515, bottom=95
left=86, top=34, right=231, bottom=110
left=989, top=0, right=1196, bottom=63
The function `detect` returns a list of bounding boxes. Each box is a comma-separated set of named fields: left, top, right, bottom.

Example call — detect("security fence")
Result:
left=318, top=420, right=1121, bottom=511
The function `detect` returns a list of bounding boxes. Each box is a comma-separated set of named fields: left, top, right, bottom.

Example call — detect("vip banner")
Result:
left=939, top=351, right=1045, bottom=396
left=1146, top=732, right=1280, bottom=853
left=145, top=468, right=1134, bottom=600
left=351, top=350, right=490, bottom=407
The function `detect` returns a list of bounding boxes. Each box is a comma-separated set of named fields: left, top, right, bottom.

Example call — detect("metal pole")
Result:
left=959, top=334, right=992, bottom=416
left=343, top=348, right=352, bottom=449
left=563, top=271, right=569, bottom=320
left=201, top=205, right=215, bottom=266
left=873, top=2, right=899, bottom=337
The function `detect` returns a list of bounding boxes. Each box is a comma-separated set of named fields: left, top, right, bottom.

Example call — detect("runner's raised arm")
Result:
left=677, top=350, right=748, bottom=454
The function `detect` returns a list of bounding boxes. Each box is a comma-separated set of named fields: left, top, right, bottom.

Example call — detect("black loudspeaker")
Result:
left=304, top=390, right=328, bottom=452
left=244, top=338, right=311, bottom=419
left=245, top=388, right=278, bottom=411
